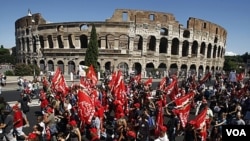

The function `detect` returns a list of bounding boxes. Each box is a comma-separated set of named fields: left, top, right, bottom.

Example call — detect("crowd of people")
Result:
left=0, top=68, right=249, bottom=141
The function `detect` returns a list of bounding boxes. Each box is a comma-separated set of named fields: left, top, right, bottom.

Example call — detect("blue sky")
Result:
left=1, top=0, right=249, bottom=55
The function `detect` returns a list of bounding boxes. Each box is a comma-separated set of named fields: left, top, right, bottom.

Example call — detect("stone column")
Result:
left=155, top=39, right=160, bottom=56
left=53, top=36, right=58, bottom=49
left=64, top=36, right=69, bottom=49
left=100, top=36, right=106, bottom=49
left=114, top=38, right=119, bottom=50
left=75, top=36, right=80, bottom=49
left=179, top=42, right=183, bottom=56
left=167, top=41, right=171, bottom=56
left=129, top=37, right=134, bottom=51
left=188, top=43, right=192, bottom=57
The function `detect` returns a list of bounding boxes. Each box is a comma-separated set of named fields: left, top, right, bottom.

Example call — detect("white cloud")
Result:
left=225, top=51, right=238, bottom=56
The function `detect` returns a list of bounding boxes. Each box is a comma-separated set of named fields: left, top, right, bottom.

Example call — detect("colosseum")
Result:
left=15, top=9, right=227, bottom=78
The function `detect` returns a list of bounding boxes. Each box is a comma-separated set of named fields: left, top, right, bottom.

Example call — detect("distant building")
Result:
left=14, top=9, right=227, bottom=78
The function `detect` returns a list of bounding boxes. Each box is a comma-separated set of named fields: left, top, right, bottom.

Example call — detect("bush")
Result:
left=4, top=70, right=14, bottom=76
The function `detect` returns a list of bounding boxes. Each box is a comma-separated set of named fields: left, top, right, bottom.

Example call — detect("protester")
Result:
left=3, top=66, right=250, bottom=141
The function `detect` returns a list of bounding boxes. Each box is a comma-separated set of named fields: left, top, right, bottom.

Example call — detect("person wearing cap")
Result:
left=89, top=127, right=100, bottom=141
left=12, top=104, right=28, bottom=139
left=65, top=120, right=81, bottom=141
left=154, top=125, right=169, bottom=141
left=43, top=106, right=57, bottom=141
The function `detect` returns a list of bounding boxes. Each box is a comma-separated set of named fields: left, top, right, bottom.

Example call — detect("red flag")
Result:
left=86, top=64, right=98, bottom=86
left=51, top=67, right=62, bottom=84
left=199, top=72, right=211, bottom=84
left=108, top=71, right=117, bottom=89
left=78, top=90, right=95, bottom=124
left=173, top=103, right=191, bottom=128
left=189, top=108, right=208, bottom=141
left=159, top=77, right=166, bottom=90
left=144, top=77, right=153, bottom=86
left=236, top=72, right=244, bottom=82
left=165, top=79, right=178, bottom=100
left=189, top=107, right=207, bottom=129
left=174, top=91, right=194, bottom=108
left=154, top=100, right=164, bottom=137
left=134, top=73, right=141, bottom=83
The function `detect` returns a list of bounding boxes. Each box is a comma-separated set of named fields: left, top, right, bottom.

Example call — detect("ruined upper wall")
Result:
left=187, top=17, right=227, bottom=39
left=15, top=13, right=46, bottom=29
left=106, top=9, right=179, bottom=25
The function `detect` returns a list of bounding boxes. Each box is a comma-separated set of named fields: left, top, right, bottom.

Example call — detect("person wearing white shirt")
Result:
left=154, top=125, right=169, bottom=141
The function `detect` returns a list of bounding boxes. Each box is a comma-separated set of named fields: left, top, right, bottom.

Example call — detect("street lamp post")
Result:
left=28, top=9, right=36, bottom=79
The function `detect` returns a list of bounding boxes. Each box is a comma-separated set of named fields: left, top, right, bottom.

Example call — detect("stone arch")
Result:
left=159, top=37, right=168, bottom=53
left=39, top=59, right=46, bottom=72
left=26, top=37, right=30, bottom=52
left=207, top=44, right=212, bottom=58
left=171, top=38, right=179, bottom=55
left=119, top=34, right=129, bottom=49
left=39, top=35, right=44, bottom=49
left=146, top=62, right=155, bottom=77
left=48, top=60, right=55, bottom=72
left=104, top=61, right=111, bottom=71
left=189, top=64, right=196, bottom=75
left=217, top=46, right=221, bottom=58
left=148, top=36, right=156, bottom=51
left=80, top=24, right=88, bottom=31
left=80, top=34, right=88, bottom=48
left=48, top=35, right=53, bottom=48
left=200, top=42, right=206, bottom=56
left=180, top=64, right=188, bottom=78
left=170, top=63, right=178, bottom=75
left=205, top=66, right=210, bottom=73
left=79, top=61, right=86, bottom=65
left=132, top=62, right=142, bottom=75
left=57, top=25, right=64, bottom=32
left=57, top=60, right=64, bottom=74
left=158, top=63, right=167, bottom=78
left=106, top=34, right=115, bottom=49
left=117, top=62, right=129, bottom=74
left=68, top=34, right=75, bottom=48
left=198, top=65, right=204, bottom=78
left=57, top=35, right=64, bottom=48
left=191, top=41, right=198, bottom=57
left=214, top=36, right=218, bottom=43
left=68, top=60, right=76, bottom=74
left=22, top=37, right=25, bottom=51
left=160, top=28, right=168, bottom=36
left=134, top=35, right=143, bottom=51
left=183, top=30, right=190, bottom=38
left=182, top=40, right=189, bottom=57
left=213, top=45, right=217, bottom=58
left=33, top=60, right=37, bottom=66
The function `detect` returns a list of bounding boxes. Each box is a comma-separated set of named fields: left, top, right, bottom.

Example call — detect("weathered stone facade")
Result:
left=15, top=9, right=227, bottom=78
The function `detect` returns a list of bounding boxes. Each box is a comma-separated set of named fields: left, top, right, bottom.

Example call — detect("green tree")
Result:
left=14, top=63, right=40, bottom=76
left=85, top=24, right=99, bottom=72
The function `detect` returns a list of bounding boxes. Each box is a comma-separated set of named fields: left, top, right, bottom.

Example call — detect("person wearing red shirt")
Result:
left=13, top=104, right=28, bottom=139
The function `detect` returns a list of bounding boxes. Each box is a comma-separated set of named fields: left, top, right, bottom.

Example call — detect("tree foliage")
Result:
left=223, top=52, right=250, bottom=73
left=14, top=63, right=40, bottom=76
left=85, top=24, right=99, bottom=72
